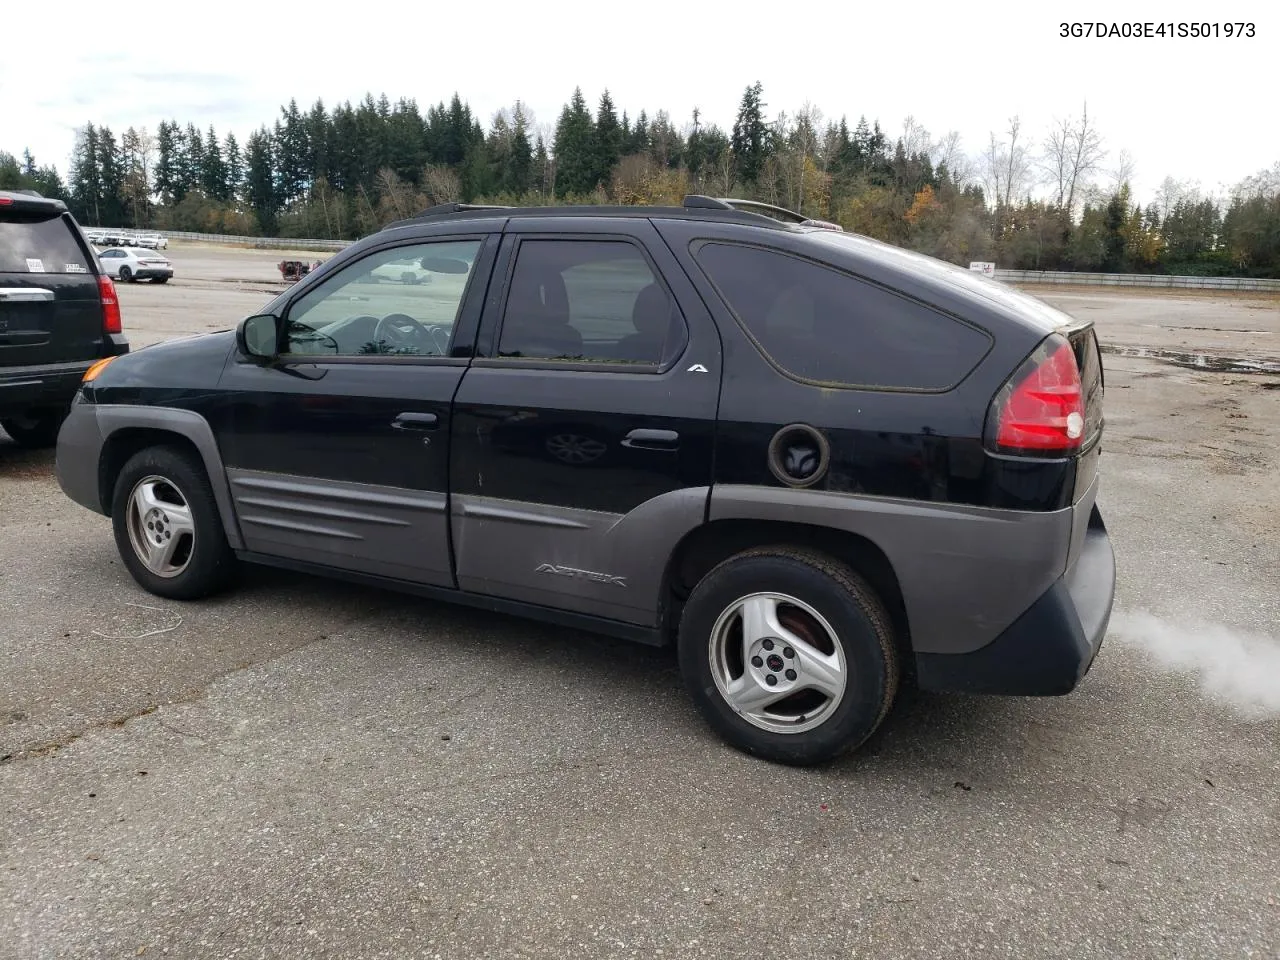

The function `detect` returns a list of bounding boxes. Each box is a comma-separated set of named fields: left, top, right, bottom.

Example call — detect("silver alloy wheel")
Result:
left=125, top=475, right=196, bottom=578
left=545, top=432, right=607, bottom=465
left=708, top=591, right=848, bottom=735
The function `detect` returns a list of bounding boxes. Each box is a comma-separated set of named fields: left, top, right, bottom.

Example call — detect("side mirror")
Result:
left=237, top=314, right=280, bottom=359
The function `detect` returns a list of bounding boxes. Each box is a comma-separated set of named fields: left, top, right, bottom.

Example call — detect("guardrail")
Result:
left=995, top=269, right=1280, bottom=292
left=161, top=230, right=350, bottom=251
left=82, top=227, right=350, bottom=252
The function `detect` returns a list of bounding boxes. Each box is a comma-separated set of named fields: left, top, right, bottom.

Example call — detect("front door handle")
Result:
left=622, top=428, right=679, bottom=450
left=392, top=411, right=439, bottom=431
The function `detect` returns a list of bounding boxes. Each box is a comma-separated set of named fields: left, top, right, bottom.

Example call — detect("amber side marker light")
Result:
left=82, top=356, right=118, bottom=382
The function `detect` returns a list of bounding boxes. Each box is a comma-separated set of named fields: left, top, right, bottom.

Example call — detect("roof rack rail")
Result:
left=681, top=194, right=733, bottom=210
left=682, top=195, right=843, bottom=231
left=411, top=201, right=513, bottom=218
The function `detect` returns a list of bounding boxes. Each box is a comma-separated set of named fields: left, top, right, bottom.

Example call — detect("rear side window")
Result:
left=694, top=242, right=990, bottom=390
left=0, top=216, right=91, bottom=275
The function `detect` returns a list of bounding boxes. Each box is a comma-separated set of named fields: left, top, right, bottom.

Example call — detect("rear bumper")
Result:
left=914, top=504, right=1116, bottom=696
left=133, top=268, right=172, bottom=280
left=0, top=341, right=127, bottom=415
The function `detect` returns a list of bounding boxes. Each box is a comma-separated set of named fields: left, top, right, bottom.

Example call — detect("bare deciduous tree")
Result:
left=421, top=164, right=461, bottom=206
left=1109, top=148, right=1136, bottom=191
left=900, top=115, right=932, bottom=158
left=1001, top=116, right=1030, bottom=207
left=1041, top=103, right=1106, bottom=215
left=375, top=168, right=415, bottom=219
left=932, top=130, right=968, bottom=182
left=981, top=117, right=1031, bottom=210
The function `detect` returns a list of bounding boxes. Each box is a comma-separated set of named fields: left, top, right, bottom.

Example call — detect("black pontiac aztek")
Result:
left=54, top=196, right=1116, bottom=765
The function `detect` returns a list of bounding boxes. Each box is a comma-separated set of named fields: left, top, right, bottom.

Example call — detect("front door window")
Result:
left=284, top=240, right=482, bottom=357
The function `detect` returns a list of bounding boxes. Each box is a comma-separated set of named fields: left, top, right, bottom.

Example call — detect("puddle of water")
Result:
left=1099, top=344, right=1280, bottom=374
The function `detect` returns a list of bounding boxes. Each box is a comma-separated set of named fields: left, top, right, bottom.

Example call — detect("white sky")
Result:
left=0, top=0, right=1273, bottom=204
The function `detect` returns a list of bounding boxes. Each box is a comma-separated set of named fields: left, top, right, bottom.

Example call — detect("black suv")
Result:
left=54, top=197, right=1115, bottom=765
left=0, top=190, right=129, bottom=447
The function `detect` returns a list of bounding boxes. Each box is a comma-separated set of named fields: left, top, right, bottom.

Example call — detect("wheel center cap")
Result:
left=766, top=654, right=785, bottom=672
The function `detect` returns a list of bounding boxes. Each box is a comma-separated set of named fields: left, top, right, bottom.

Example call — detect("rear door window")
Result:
left=496, top=239, right=685, bottom=366
left=693, top=241, right=991, bottom=391
left=0, top=216, right=91, bottom=275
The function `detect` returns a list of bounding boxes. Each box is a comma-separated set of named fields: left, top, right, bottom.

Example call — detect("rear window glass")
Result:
left=0, top=216, right=91, bottom=275
left=694, top=242, right=991, bottom=390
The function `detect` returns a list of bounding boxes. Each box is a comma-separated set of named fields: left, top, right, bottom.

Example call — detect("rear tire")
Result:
left=678, top=546, right=899, bottom=766
left=110, top=445, right=237, bottom=600
left=1, top=409, right=66, bottom=448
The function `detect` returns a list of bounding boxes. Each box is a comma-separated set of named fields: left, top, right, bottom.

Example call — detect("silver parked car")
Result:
left=96, top=247, right=173, bottom=283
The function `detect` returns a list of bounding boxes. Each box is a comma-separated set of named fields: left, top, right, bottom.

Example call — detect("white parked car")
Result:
left=96, top=247, right=173, bottom=283
left=136, top=233, right=168, bottom=250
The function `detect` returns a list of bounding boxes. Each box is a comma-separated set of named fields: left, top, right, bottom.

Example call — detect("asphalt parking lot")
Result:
left=2, top=244, right=1278, bottom=958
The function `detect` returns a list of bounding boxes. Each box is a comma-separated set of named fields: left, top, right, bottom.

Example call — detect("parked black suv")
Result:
left=54, top=197, right=1115, bottom=765
left=1, top=190, right=129, bottom=447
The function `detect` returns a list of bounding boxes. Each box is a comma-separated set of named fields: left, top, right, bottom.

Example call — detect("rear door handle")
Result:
left=622, top=428, right=679, bottom=450
left=392, top=412, right=439, bottom=431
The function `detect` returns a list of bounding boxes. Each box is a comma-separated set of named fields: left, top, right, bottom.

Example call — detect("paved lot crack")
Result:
left=0, top=614, right=373, bottom=766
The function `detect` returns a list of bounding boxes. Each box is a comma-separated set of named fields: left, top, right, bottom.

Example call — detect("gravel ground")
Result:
left=1, top=246, right=1277, bottom=959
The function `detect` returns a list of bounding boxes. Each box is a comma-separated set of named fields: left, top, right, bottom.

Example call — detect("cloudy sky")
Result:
left=0, top=0, right=1272, bottom=203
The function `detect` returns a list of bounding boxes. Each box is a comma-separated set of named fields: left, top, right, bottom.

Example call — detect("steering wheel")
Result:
left=373, top=313, right=449, bottom=355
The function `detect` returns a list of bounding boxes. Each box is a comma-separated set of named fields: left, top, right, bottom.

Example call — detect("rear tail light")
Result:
left=986, top=334, right=1085, bottom=456
left=98, top=274, right=122, bottom=334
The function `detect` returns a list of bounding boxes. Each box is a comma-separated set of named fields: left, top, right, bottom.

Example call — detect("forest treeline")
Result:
left=2, top=83, right=1278, bottom=277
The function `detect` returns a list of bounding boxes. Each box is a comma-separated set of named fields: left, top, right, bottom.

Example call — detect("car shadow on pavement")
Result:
left=233, top=565, right=1111, bottom=786
left=0, top=436, right=56, bottom=478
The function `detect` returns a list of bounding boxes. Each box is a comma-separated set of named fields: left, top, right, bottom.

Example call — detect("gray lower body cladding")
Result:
left=54, top=401, right=245, bottom=550
left=56, top=401, right=1113, bottom=695
left=226, top=468, right=452, bottom=587
left=708, top=481, right=1101, bottom=656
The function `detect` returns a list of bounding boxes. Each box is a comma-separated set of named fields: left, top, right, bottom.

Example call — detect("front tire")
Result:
left=119, top=266, right=134, bottom=283
left=110, top=445, right=237, bottom=600
left=678, top=547, right=899, bottom=766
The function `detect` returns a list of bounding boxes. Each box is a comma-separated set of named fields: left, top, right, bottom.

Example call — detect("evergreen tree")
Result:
left=224, top=133, right=243, bottom=202
left=183, top=124, right=204, bottom=197
left=306, top=99, right=331, bottom=185
left=96, top=126, right=126, bottom=226
left=731, top=82, right=771, bottom=184
left=330, top=102, right=360, bottom=191
left=277, top=99, right=309, bottom=204
left=594, top=90, right=621, bottom=187
left=244, top=128, right=278, bottom=233
left=553, top=87, right=596, bottom=197
left=154, top=120, right=180, bottom=205
left=629, top=110, right=650, bottom=156
left=685, top=108, right=707, bottom=180
left=1102, top=187, right=1130, bottom=272
left=486, top=112, right=512, bottom=195
left=532, top=134, right=549, bottom=197
left=387, top=98, right=424, bottom=183
left=507, top=102, right=533, bottom=195
left=202, top=125, right=228, bottom=200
